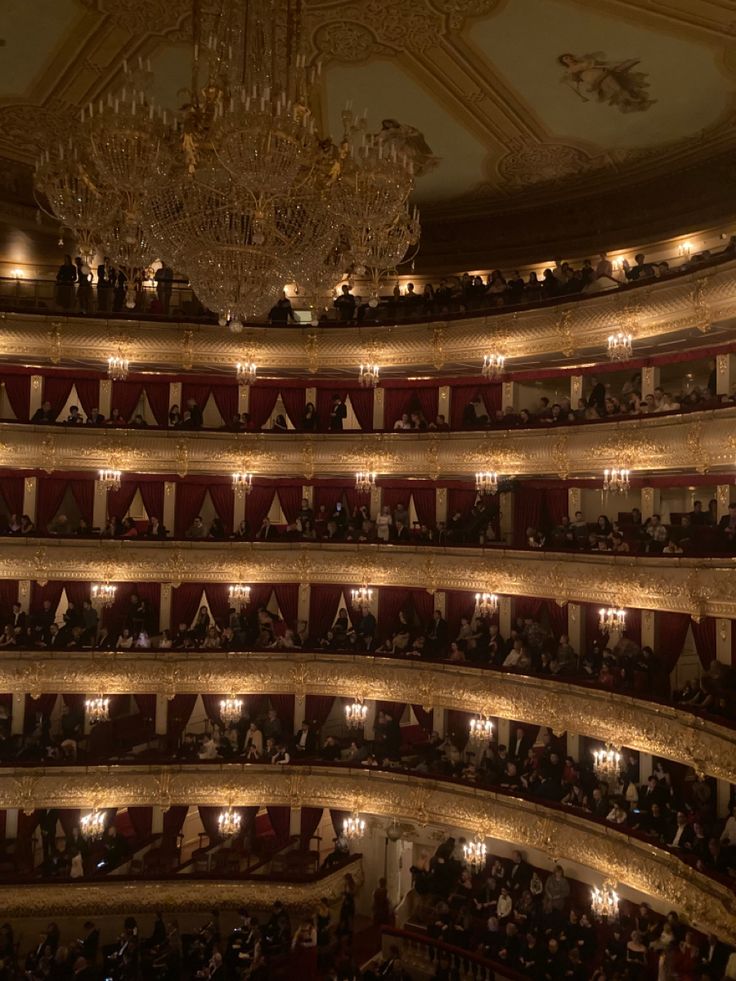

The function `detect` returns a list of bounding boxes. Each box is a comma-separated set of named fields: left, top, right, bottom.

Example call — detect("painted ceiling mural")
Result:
left=1, top=0, right=735, bottom=223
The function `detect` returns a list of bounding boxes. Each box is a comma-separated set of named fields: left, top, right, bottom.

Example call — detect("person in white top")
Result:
left=720, top=805, right=736, bottom=846
left=496, top=888, right=513, bottom=920
left=376, top=506, right=392, bottom=542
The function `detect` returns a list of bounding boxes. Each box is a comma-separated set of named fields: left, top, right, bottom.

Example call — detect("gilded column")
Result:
left=436, top=487, right=447, bottom=526
left=716, top=353, right=736, bottom=397
left=163, top=481, right=176, bottom=535
left=501, top=380, right=516, bottom=412
left=297, top=583, right=310, bottom=630
left=716, top=485, right=731, bottom=522
left=29, top=375, right=43, bottom=417
left=305, top=387, right=316, bottom=411
left=92, top=479, right=108, bottom=530
left=98, top=379, right=112, bottom=419
left=151, top=807, right=164, bottom=835
left=11, top=692, right=25, bottom=736
left=499, top=491, right=514, bottom=545
left=496, top=717, right=511, bottom=751
left=169, top=382, right=182, bottom=416
left=17, top=581, right=30, bottom=613
left=435, top=591, right=446, bottom=618
left=238, top=384, right=250, bottom=416
left=159, top=583, right=173, bottom=632
left=641, top=366, right=660, bottom=400
left=716, top=619, right=731, bottom=666
left=499, top=595, right=512, bottom=638
left=569, top=375, right=583, bottom=408
left=438, top=385, right=450, bottom=426
left=640, top=486, right=659, bottom=521
left=233, top=485, right=246, bottom=533
left=568, top=487, right=581, bottom=518
left=373, top=387, right=384, bottom=430
left=155, top=694, right=168, bottom=736
left=567, top=602, right=581, bottom=653
left=22, top=476, right=36, bottom=525
left=370, top=484, right=380, bottom=520
left=641, top=610, right=656, bottom=651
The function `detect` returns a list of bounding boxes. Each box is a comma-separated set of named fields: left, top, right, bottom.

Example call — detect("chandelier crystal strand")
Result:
left=482, top=353, right=505, bottom=379
left=98, top=469, right=122, bottom=492
left=342, top=812, right=366, bottom=840
left=474, top=593, right=498, bottom=617
left=232, top=472, right=253, bottom=494
left=592, top=745, right=622, bottom=784
left=475, top=471, right=499, bottom=495
left=355, top=471, right=376, bottom=494
left=235, top=361, right=257, bottom=384
left=599, top=607, right=626, bottom=633
left=463, top=834, right=487, bottom=872
left=228, top=584, right=251, bottom=605
left=219, top=697, right=243, bottom=725
left=91, top=583, right=117, bottom=608
left=350, top=585, right=374, bottom=608
left=85, top=696, right=110, bottom=725
left=602, top=468, right=630, bottom=494
left=80, top=810, right=106, bottom=840
left=468, top=715, right=494, bottom=742
left=607, top=331, right=633, bottom=361
left=591, top=880, right=620, bottom=919
left=218, top=807, right=242, bottom=837
left=107, top=355, right=130, bottom=381
left=345, top=698, right=368, bottom=729
left=358, top=364, right=380, bottom=388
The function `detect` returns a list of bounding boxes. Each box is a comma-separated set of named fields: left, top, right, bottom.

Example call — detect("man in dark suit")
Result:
left=667, top=811, right=695, bottom=850
left=329, top=393, right=347, bottom=431
left=717, top=502, right=736, bottom=551
left=185, top=397, right=203, bottom=429
left=510, top=726, right=533, bottom=763
left=292, top=720, right=317, bottom=756
left=10, top=603, right=26, bottom=632
left=31, top=400, right=57, bottom=424
left=79, top=921, right=100, bottom=962
left=96, top=257, right=114, bottom=312
left=505, top=849, right=532, bottom=895
left=701, top=933, right=729, bottom=976
left=427, top=609, right=448, bottom=656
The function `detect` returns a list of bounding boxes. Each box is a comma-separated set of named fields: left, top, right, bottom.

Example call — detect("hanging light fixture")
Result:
left=232, top=472, right=253, bottom=494
left=355, top=471, right=376, bottom=494
left=345, top=698, right=368, bottom=729
left=475, top=471, right=499, bottom=495
left=98, top=469, right=122, bottom=492
left=463, top=834, right=487, bottom=872
left=107, top=355, right=130, bottom=381
left=228, top=584, right=251, bottom=606
left=219, top=697, right=243, bottom=725
left=80, top=810, right=106, bottom=840
left=598, top=608, right=626, bottom=633
left=350, top=585, right=374, bottom=608
left=607, top=332, right=633, bottom=361
left=592, top=745, right=622, bottom=784
left=474, top=592, right=498, bottom=617
left=342, top=812, right=366, bottom=840
left=481, top=353, right=505, bottom=380
left=85, top=696, right=110, bottom=725
left=603, top=469, right=630, bottom=494
left=236, top=361, right=257, bottom=385
left=591, top=880, right=620, bottom=919
left=358, top=364, right=380, bottom=388
left=91, top=583, right=117, bottom=609
left=468, top=715, right=494, bottom=743
left=218, top=807, right=242, bottom=838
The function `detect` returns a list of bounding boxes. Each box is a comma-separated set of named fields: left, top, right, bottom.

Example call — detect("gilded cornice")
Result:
left=2, top=405, right=735, bottom=477
left=4, top=539, right=735, bottom=619
left=2, top=764, right=734, bottom=943
left=0, top=262, right=734, bottom=373
left=0, top=858, right=364, bottom=918
left=3, top=652, right=735, bottom=785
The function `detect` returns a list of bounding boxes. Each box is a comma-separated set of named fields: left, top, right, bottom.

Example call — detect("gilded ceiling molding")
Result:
left=3, top=651, right=735, bottom=784
left=1, top=405, right=734, bottom=477
left=2, top=539, right=733, bottom=619
left=3, top=764, right=734, bottom=943
left=0, top=858, right=363, bottom=918
left=0, top=262, right=733, bottom=373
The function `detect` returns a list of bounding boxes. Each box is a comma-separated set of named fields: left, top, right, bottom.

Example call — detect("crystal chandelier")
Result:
left=475, top=471, right=499, bottom=495
left=220, top=697, right=243, bottom=725
left=99, top=469, right=122, bottom=492
left=351, top=585, right=374, bottom=608
left=218, top=807, right=242, bottom=838
left=468, top=715, right=494, bottom=742
left=481, top=353, right=505, bottom=379
left=592, top=745, right=622, bottom=784
left=91, top=583, right=117, bottom=608
left=80, top=810, right=106, bottom=840
left=603, top=469, right=630, bottom=494
left=591, top=880, right=620, bottom=919
left=463, top=834, right=487, bottom=872
left=355, top=471, right=376, bottom=494
left=228, top=584, right=251, bottom=605
left=359, top=364, right=380, bottom=388
left=345, top=698, right=368, bottom=729
left=236, top=361, right=257, bottom=385
left=85, top=696, right=110, bottom=725
left=342, top=812, right=366, bottom=840
left=232, top=472, right=253, bottom=494
left=607, top=331, right=633, bottom=361
left=599, top=607, right=626, bottom=633
left=474, top=592, right=498, bottom=617
left=107, top=355, right=129, bottom=381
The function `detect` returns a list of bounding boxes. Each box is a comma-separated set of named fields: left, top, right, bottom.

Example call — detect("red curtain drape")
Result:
left=376, top=700, right=406, bottom=721
left=175, top=483, right=209, bottom=536
left=248, top=387, right=281, bottom=429
left=42, top=376, right=74, bottom=415
left=107, top=480, right=140, bottom=520
left=198, top=806, right=224, bottom=841
left=133, top=695, right=156, bottom=725
left=584, top=602, right=608, bottom=650
left=381, top=487, right=411, bottom=512
left=128, top=806, right=153, bottom=842
left=266, top=806, right=291, bottom=845
left=346, top=387, right=374, bottom=431
left=446, top=590, right=475, bottom=634
left=450, top=382, right=502, bottom=429
left=383, top=386, right=438, bottom=429
left=0, top=475, right=24, bottom=516
left=412, top=706, right=434, bottom=730
left=166, top=695, right=198, bottom=748
left=514, top=596, right=546, bottom=621
left=378, top=587, right=410, bottom=639
left=37, top=478, right=70, bottom=530
left=314, top=485, right=347, bottom=514
left=210, top=384, right=238, bottom=425
left=305, top=696, right=335, bottom=729
left=74, top=378, right=100, bottom=419
left=280, top=387, right=306, bottom=428
left=330, top=810, right=349, bottom=838
left=30, top=581, right=64, bottom=614
left=658, top=612, right=692, bottom=680
left=162, top=805, right=188, bottom=847
left=204, top=585, right=230, bottom=626
left=139, top=481, right=165, bottom=522
left=277, top=485, right=302, bottom=524
left=308, top=585, right=344, bottom=644
left=70, top=478, right=95, bottom=524
left=447, top=487, right=477, bottom=518
left=625, top=607, right=642, bottom=646
left=269, top=695, right=295, bottom=734
left=542, top=488, right=570, bottom=528
left=412, top=487, right=436, bottom=526
left=208, top=483, right=234, bottom=532
left=513, top=486, right=544, bottom=546
left=544, top=600, right=568, bottom=639
left=201, top=695, right=226, bottom=726
left=57, top=809, right=81, bottom=838
left=0, top=581, right=18, bottom=620
left=245, top=484, right=276, bottom=532
left=24, top=693, right=58, bottom=733
left=1, top=374, right=31, bottom=420
left=408, top=589, right=434, bottom=631
left=691, top=618, right=717, bottom=669
left=172, top=583, right=205, bottom=630
left=110, top=382, right=144, bottom=422
left=300, top=807, right=323, bottom=848
left=143, top=381, right=170, bottom=426
left=273, top=584, right=299, bottom=628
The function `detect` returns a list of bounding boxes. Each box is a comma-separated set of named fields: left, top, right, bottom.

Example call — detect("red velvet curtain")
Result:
left=625, top=608, right=642, bottom=646
left=412, top=706, right=434, bottom=730
left=57, top=809, right=81, bottom=838
left=280, top=387, right=306, bottom=428
left=172, top=583, right=205, bottom=630
left=24, top=693, right=58, bottom=733
left=446, top=590, right=475, bottom=633
left=514, top=596, right=546, bottom=621
left=37, top=478, right=70, bottom=530
left=70, top=478, right=95, bottom=524
left=314, top=485, right=347, bottom=514
left=305, top=696, right=335, bottom=728
left=162, top=805, right=188, bottom=847
left=383, top=386, right=438, bottom=429
left=107, top=480, right=139, bottom=520
left=347, top=387, right=374, bottom=431
left=0, top=475, right=24, bottom=516
left=450, top=382, right=502, bottom=429
left=584, top=603, right=608, bottom=650
left=378, top=587, right=410, bottom=639
left=1, top=374, right=31, bottom=420
left=447, top=487, right=477, bottom=518
left=210, top=384, right=238, bottom=424
left=139, top=481, right=165, bottom=522
left=0, top=581, right=18, bottom=620
left=691, top=618, right=717, bottom=669
left=381, top=486, right=410, bottom=512
left=201, top=695, right=226, bottom=726
left=181, top=382, right=212, bottom=411
left=245, top=484, right=276, bottom=532
left=248, top=387, right=281, bottom=429
left=273, top=584, right=299, bottom=628
left=513, top=486, right=544, bottom=546
left=128, top=806, right=153, bottom=841
left=376, top=700, right=406, bottom=721
left=277, top=485, right=302, bottom=523
left=330, top=809, right=349, bottom=837
left=42, top=376, right=74, bottom=415
left=408, top=589, right=435, bottom=631
left=658, top=612, right=692, bottom=677
left=209, top=483, right=234, bottom=532
left=74, top=378, right=100, bottom=419
left=111, top=382, right=144, bottom=422
left=143, top=381, right=170, bottom=426
left=266, top=806, right=291, bottom=845
left=198, top=806, right=224, bottom=841
left=175, top=483, right=209, bottom=536
left=544, top=600, right=568, bottom=639
left=412, top=487, right=436, bottom=526
left=269, top=695, right=295, bottom=734
left=133, top=695, right=156, bottom=724
left=204, top=585, right=230, bottom=626
left=542, top=488, right=570, bottom=527
left=30, top=581, right=64, bottom=614
left=167, top=695, right=198, bottom=746
left=300, top=807, right=323, bottom=848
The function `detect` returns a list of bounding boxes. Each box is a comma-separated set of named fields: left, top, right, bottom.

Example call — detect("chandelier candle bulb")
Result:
left=98, top=469, right=122, bottom=492
left=358, top=364, right=380, bottom=388
left=345, top=699, right=368, bottom=729
left=463, top=835, right=487, bottom=872
left=474, top=593, right=499, bottom=617
left=468, top=715, right=494, bottom=742
left=85, top=696, right=110, bottom=725
left=482, top=353, right=505, bottom=379
left=343, top=812, right=366, bottom=840
left=232, top=472, right=253, bottom=494
left=235, top=362, right=257, bottom=384
left=80, top=810, right=106, bottom=840
left=592, top=745, right=622, bottom=784
left=475, top=471, right=499, bottom=495
left=218, top=807, right=242, bottom=838
left=603, top=469, right=630, bottom=494
left=599, top=607, right=626, bottom=633
left=355, top=471, right=376, bottom=494
left=228, top=584, right=251, bottom=605
left=219, top=698, right=243, bottom=725
left=591, top=881, right=620, bottom=920
left=107, top=355, right=129, bottom=381
left=607, top=332, right=633, bottom=361
left=350, top=585, right=374, bottom=607
left=90, top=583, right=117, bottom=608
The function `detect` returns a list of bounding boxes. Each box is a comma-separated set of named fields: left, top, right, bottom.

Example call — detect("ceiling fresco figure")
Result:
left=558, top=52, right=656, bottom=114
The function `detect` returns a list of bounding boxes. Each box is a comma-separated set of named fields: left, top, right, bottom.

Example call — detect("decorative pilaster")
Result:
left=641, top=366, right=660, bottom=400
left=22, top=476, right=36, bottom=524
left=159, top=583, right=172, bottom=633
left=98, top=379, right=112, bottom=419
left=502, top=380, right=516, bottom=412
left=92, top=479, right=108, bottom=530
left=29, top=375, right=43, bottom=417
left=163, top=482, right=176, bottom=535
left=438, top=385, right=450, bottom=427
left=373, top=387, right=384, bottom=430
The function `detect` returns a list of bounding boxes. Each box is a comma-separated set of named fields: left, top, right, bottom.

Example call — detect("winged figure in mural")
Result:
left=558, top=52, right=656, bottom=114
left=376, top=118, right=440, bottom=177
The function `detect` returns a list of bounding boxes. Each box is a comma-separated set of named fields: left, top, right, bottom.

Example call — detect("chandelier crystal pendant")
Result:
left=220, top=697, right=243, bottom=725
left=607, top=331, right=633, bottom=361
left=232, top=472, right=253, bottom=494
left=345, top=698, right=368, bottom=729
left=481, top=353, right=505, bottom=379
left=474, top=592, right=499, bottom=617
left=592, top=745, right=622, bottom=784
left=463, top=834, right=487, bottom=872
left=351, top=585, right=374, bottom=608
left=236, top=361, right=257, bottom=385
left=228, top=584, right=251, bottom=606
left=85, top=696, right=110, bottom=725
left=599, top=607, right=626, bottom=633
left=98, top=469, right=122, bottom=492
left=80, top=810, right=106, bottom=840
left=591, top=880, right=620, bottom=919
left=342, top=812, right=366, bottom=840
left=602, top=468, right=630, bottom=494
left=355, top=471, right=376, bottom=494
left=91, top=583, right=117, bottom=609
left=468, top=715, right=494, bottom=743
left=358, top=364, right=380, bottom=388
left=218, top=807, right=242, bottom=838
left=107, top=355, right=130, bottom=381
left=475, top=471, right=499, bottom=495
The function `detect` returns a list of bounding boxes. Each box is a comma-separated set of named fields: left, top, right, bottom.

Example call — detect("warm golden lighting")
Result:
left=355, top=471, right=376, bottom=494
left=468, top=715, right=494, bottom=742
left=591, top=880, right=620, bottom=919
left=463, top=834, right=487, bottom=871
left=235, top=362, right=257, bottom=385
left=359, top=364, right=380, bottom=388
left=592, top=745, right=622, bottom=784
left=232, top=472, right=253, bottom=494
left=219, top=697, right=243, bottom=725
left=481, top=353, right=505, bottom=379
left=218, top=807, right=242, bottom=838
left=345, top=699, right=368, bottom=729
left=607, top=332, right=632, bottom=361
left=107, top=355, right=129, bottom=381
left=90, top=583, right=117, bottom=608
left=475, top=471, right=499, bottom=495
left=228, top=584, right=251, bottom=605
left=350, top=585, right=374, bottom=608
left=342, top=812, right=366, bottom=840
left=603, top=469, right=630, bottom=494
left=474, top=592, right=498, bottom=617
left=599, top=608, right=626, bottom=633
left=85, top=696, right=110, bottom=725
left=98, top=469, right=122, bottom=492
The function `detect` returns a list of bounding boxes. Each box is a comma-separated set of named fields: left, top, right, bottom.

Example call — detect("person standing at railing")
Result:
left=155, top=262, right=174, bottom=315
left=74, top=256, right=93, bottom=314
left=55, top=254, right=76, bottom=310
left=96, top=256, right=114, bottom=313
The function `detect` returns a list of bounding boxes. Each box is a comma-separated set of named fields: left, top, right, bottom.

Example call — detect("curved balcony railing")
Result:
left=0, top=762, right=732, bottom=942
left=1, top=651, right=733, bottom=782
